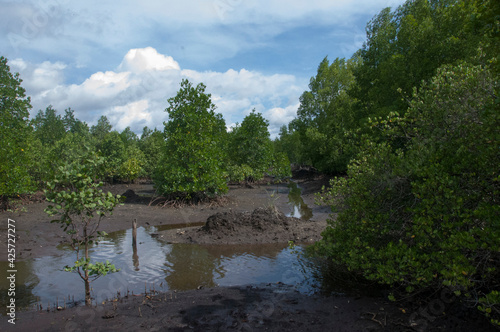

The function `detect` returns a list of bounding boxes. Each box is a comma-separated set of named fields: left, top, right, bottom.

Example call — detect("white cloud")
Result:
left=118, top=47, right=180, bottom=72
left=107, top=100, right=152, bottom=132
left=20, top=47, right=306, bottom=137
left=265, top=103, right=300, bottom=137
left=0, top=0, right=406, bottom=70
left=9, top=58, right=66, bottom=95
left=0, top=0, right=411, bottom=142
left=80, top=71, right=131, bottom=97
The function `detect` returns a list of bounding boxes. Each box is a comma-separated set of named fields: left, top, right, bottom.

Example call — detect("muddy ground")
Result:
left=157, top=206, right=325, bottom=245
left=0, top=174, right=495, bottom=331
left=0, top=176, right=330, bottom=260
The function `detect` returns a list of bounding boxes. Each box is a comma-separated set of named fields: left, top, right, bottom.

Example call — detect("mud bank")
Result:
left=159, top=206, right=325, bottom=245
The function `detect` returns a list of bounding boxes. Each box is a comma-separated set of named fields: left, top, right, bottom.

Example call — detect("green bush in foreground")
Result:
left=313, top=62, right=499, bottom=325
left=45, top=156, right=122, bottom=305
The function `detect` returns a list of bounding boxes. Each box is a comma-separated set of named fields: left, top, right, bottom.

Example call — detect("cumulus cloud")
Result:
left=107, top=100, right=152, bottom=132
left=118, top=47, right=180, bottom=72
left=264, top=103, right=300, bottom=137
left=81, top=71, right=131, bottom=98
left=0, top=0, right=411, bottom=142
left=19, top=47, right=306, bottom=137
left=9, top=58, right=66, bottom=95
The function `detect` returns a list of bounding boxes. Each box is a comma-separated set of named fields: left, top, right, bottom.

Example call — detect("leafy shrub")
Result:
left=45, top=156, right=122, bottom=305
left=313, top=62, right=499, bottom=324
left=269, top=152, right=292, bottom=182
left=117, top=145, right=145, bottom=183
left=119, top=157, right=143, bottom=183
left=95, top=131, right=127, bottom=181
left=138, top=127, right=165, bottom=178
left=226, top=164, right=256, bottom=183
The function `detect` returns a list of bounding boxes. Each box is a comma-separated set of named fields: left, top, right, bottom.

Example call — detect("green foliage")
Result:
left=226, top=110, right=291, bottom=183
left=227, top=109, right=273, bottom=180
left=226, top=164, right=255, bottom=183
left=353, top=0, right=494, bottom=120
left=90, top=115, right=112, bottom=142
left=32, top=106, right=66, bottom=145
left=95, top=131, right=127, bottom=181
left=287, top=0, right=497, bottom=175
left=0, top=56, right=34, bottom=205
left=293, top=56, right=358, bottom=173
left=115, top=127, right=145, bottom=182
left=119, top=126, right=139, bottom=146
left=29, top=107, right=94, bottom=184
left=313, top=62, right=499, bottom=323
left=274, top=124, right=304, bottom=165
left=269, top=152, right=292, bottom=182
left=44, top=158, right=122, bottom=233
left=138, top=126, right=165, bottom=177
left=64, top=258, right=119, bottom=278
left=118, top=146, right=145, bottom=183
left=63, top=108, right=89, bottom=134
left=155, top=79, right=228, bottom=200
left=44, top=156, right=122, bottom=305
left=478, top=290, right=500, bottom=327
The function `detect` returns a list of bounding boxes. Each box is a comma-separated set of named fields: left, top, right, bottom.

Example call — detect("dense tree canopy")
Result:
left=286, top=0, right=500, bottom=326
left=290, top=56, right=359, bottom=173
left=279, top=0, right=499, bottom=175
left=0, top=56, right=33, bottom=205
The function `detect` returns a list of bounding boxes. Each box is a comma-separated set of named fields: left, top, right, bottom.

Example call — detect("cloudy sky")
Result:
left=1, top=0, right=405, bottom=137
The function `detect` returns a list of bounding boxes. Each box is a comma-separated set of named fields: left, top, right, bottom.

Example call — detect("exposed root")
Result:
left=0, top=192, right=45, bottom=211
left=149, top=195, right=229, bottom=208
left=361, top=312, right=386, bottom=327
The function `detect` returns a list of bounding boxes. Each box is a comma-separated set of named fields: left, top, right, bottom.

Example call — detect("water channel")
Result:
left=1, top=181, right=326, bottom=311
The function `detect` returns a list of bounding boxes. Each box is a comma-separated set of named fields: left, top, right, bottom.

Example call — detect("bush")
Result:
left=226, top=164, right=256, bottom=183
left=313, top=62, right=500, bottom=324
left=117, top=146, right=145, bottom=183
left=45, top=156, right=122, bottom=305
left=269, top=152, right=292, bottom=182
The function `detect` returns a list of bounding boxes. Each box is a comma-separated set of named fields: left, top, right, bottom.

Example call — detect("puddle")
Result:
left=0, top=226, right=320, bottom=311
left=0, top=183, right=325, bottom=313
left=287, top=181, right=313, bottom=220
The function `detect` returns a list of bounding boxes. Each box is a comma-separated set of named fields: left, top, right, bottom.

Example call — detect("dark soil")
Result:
left=159, top=206, right=324, bottom=245
left=0, top=178, right=495, bottom=331
left=2, top=284, right=406, bottom=332
left=3, top=283, right=495, bottom=332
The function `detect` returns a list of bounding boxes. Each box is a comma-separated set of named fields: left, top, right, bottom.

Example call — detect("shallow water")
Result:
left=286, top=181, right=313, bottom=220
left=0, top=182, right=322, bottom=312
left=0, top=225, right=320, bottom=311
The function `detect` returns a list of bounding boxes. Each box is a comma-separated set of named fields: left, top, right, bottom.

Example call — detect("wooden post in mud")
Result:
left=132, top=218, right=137, bottom=247
left=132, top=218, right=139, bottom=270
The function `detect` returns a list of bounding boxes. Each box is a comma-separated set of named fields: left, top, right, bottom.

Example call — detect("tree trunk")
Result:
left=84, top=227, right=91, bottom=306
left=85, top=276, right=91, bottom=306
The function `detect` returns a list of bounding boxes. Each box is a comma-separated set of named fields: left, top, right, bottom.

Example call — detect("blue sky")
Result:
left=1, top=0, right=406, bottom=137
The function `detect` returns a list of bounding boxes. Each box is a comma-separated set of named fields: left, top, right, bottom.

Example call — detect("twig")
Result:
left=361, top=312, right=385, bottom=327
